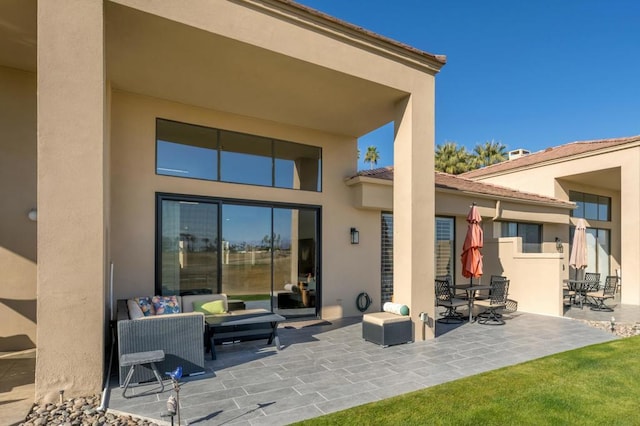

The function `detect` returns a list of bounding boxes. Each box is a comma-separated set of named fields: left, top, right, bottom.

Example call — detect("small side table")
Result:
left=120, top=349, right=165, bottom=398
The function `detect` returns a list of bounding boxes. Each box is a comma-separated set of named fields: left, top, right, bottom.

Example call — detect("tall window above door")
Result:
left=569, top=191, right=610, bottom=221
left=156, top=118, right=322, bottom=191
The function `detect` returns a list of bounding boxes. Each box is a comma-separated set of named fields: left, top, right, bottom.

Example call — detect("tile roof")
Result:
left=356, top=167, right=574, bottom=208
left=462, top=135, right=640, bottom=179
left=271, top=0, right=447, bottom=66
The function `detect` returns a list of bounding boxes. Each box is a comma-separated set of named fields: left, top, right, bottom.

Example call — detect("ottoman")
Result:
left=362, top=312, right=413, bottom=347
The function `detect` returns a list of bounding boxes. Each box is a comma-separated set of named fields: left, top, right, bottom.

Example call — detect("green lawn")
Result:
left=295, top=336, right=640, bottom=426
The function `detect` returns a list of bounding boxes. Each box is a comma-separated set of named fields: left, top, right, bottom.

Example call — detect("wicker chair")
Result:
left=117, top=310, right=206, bottom=386
left=586, top=275, right=618, bottom=312
left=435, top=278, right=467, bottom=324
left=475, top=278, right=509, bottom=325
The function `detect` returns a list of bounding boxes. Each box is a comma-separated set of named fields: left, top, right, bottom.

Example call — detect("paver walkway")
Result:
left=0, top=349, right=36, bottom=426
left=106, top=311, right=618, bottom=425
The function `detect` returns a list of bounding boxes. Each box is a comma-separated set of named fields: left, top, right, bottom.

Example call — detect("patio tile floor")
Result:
left=106, top=310, right=619, bottom=425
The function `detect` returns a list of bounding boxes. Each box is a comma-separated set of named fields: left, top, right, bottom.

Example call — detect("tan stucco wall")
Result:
left=0, top=66, right=37, bottom=351
left=393, top=92, right=436, bottom=339
left=36, top=0, right=106, bottom=401
left=110, top=90, right=382, bottom=319
left=346, top=178, right=573, bottom=318
left=476, top=148, right=638, bottom=304
left=484, top=238, right=564, bottom=316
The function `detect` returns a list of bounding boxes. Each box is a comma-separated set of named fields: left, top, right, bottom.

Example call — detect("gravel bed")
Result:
left=19, top=394, right=162, bottom=426
left=579, top=319, right=640, bottom=338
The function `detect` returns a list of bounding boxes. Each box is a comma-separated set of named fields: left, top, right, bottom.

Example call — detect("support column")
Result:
left=36, top=0, right=106, bottom=401
left=620, top=159, right=640, bottom=305
left=393, top=84, right=436, bottom=341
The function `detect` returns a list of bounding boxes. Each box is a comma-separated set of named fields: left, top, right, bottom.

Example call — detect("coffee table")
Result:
left=205, top=312, right=285, bottom=360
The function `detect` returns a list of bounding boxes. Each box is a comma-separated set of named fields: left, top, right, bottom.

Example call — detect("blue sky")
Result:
left=296, top=0, right=640, bottom=169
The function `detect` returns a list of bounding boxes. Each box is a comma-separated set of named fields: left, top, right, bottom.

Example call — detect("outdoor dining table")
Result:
left=453, top=284, right=491, bottom=322
left=563, top=279, right=591, bottom=309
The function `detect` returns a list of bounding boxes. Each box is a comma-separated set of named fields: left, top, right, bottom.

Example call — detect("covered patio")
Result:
left=6, top=300, right=636, bottom=424
left=102, top=311, right=618, bottom=425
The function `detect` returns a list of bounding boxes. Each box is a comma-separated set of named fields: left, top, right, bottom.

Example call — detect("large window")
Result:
left=381, top=212, right=393, bottom=305
left=379, top=215, right=453, bottom=304
left=500, top=221, right=542, bottom=253
left=570, top=191, right=610, bottom=221
left=157, top=194, right=320, bottom=316
left=156, top=118, right=322, bottom=191
left=435, top=217, right=455, bottom=277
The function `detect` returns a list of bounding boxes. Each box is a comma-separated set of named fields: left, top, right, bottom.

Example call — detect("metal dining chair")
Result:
left=586, top=275, right=618, bottom=312
left=475, top=278, right=509, bottom=325
left=583, top=272, right=601, bottom=307
left=435, top=278, right=467, bottom=324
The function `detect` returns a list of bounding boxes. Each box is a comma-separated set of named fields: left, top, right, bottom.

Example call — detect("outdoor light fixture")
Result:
left=555, top=237, right=563, bottom=252
left=350, top=227, right=359, bottom=245
left=28, top=208, right=37, bottom=222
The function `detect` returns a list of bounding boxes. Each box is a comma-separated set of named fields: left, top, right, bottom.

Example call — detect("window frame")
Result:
left=155, top=118, right=323, bottom=192
left=499, top=220, right=543, bottom=253
left=569, top=190, right=611, bottom=221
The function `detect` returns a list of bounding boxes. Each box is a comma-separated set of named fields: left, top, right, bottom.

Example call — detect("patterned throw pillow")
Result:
left=152, top=295, right=181, bottom=315
left=134, top=297, right=155, bottom=316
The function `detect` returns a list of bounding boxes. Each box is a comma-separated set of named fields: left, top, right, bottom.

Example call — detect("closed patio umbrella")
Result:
left=461, top=204, right=483, bottom=284
left=569, top=218, right=588, bottom=279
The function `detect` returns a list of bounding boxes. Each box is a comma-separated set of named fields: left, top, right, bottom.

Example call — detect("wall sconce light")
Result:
left=350, top=227, right=359, bottom=245
left=555, top=237, right=563, bottom=252
left=28, top=208, right=38, bottom=222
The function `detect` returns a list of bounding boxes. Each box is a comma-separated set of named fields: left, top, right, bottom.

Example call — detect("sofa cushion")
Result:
left=152, top=296, right=181, bottom=315
left=182, top=294, right=228, bottom=313
left=134, top=297, right=155, bottom=316
left=193, top=299, right=226, bottom=315
left=127, top=299, right=145, bottom=319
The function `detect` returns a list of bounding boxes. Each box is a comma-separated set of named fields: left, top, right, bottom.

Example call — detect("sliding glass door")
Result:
left=570, top=225, right=610, bottom=279
left=221, top=204, right=272, bottom=297
left=157, top=194, right=319, bottom=317
left=159, top=199, right=218, bottom=296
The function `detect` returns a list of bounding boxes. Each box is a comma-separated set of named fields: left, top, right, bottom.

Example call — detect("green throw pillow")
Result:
left=193, top=299, right=226, bottom=314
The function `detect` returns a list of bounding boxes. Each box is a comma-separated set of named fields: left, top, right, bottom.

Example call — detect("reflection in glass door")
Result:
left=221, top=205, right=272, bottom=298
left=159, top=199, right=218, bottom=295
left=273, top=208, right=317, bottom=316
left=157, top=195, right=319, bottom=317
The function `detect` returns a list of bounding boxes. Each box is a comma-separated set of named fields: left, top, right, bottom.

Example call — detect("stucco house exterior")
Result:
left=463, top=135, right=640, bottom=306
left=346, top=168, right=575, bottom=317
left=2, top=0, right=634, bottom=405
left=1, top=0, right=445, bottom=401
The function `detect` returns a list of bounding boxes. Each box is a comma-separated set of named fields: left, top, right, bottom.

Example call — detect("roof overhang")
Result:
left=0, top=0, right=444, bottom=138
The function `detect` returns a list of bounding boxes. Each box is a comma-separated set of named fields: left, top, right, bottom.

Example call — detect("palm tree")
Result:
left=435, top=141, right=473, bottom=174
left=364, top=145, right=381, bottom=169
left=472, top=140, right=507, bottom=168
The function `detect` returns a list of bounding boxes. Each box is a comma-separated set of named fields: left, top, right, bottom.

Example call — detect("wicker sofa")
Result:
left=116, top=293, right=271, bottom=385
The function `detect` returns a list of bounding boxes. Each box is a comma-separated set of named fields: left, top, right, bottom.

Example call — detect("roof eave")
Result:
left=435, top=186, right=576, bottom=210
left=468, top=139, right=640, bottom=180
left=251, top=0, right=447, bottom=74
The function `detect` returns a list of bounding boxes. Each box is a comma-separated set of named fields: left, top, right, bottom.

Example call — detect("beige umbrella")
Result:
left=569, top=218, right=588, bottom=279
